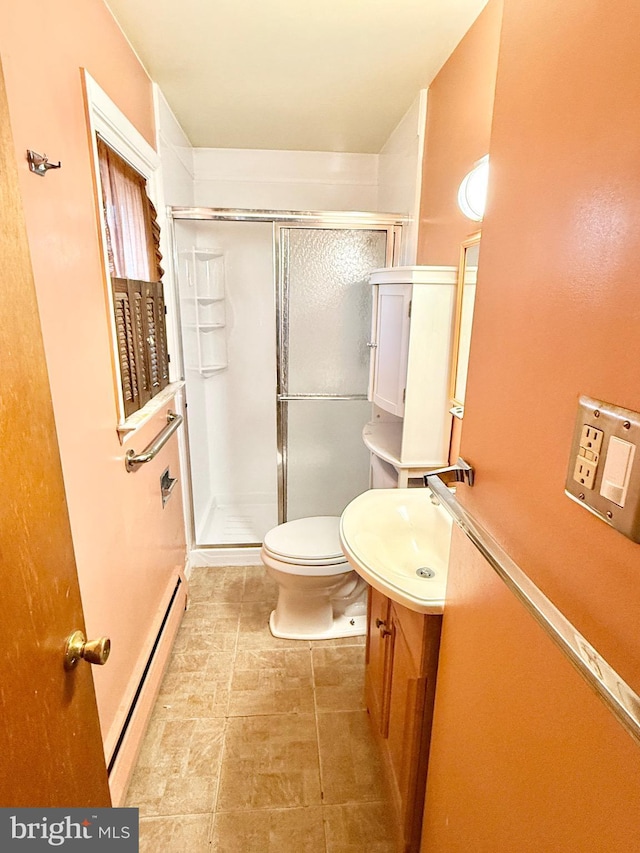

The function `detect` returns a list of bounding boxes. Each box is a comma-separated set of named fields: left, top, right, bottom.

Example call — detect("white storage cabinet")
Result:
left=366, top=266, right=457, bottom=487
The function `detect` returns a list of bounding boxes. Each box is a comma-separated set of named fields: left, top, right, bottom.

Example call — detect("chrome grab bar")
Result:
left=125, top=411, right=183, bottom=473
left=426, top=473, right=640, bottom=748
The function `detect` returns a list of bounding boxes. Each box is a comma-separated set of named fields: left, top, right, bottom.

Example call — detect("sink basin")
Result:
left=339, top=488, right=453, bottom=614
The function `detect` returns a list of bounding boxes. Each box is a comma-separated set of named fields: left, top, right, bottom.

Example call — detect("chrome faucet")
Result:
left=424, top=457, right=475, bottom=487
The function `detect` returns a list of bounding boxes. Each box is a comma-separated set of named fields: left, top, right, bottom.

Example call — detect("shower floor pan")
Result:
left=198, top=501, right=278, bottom=546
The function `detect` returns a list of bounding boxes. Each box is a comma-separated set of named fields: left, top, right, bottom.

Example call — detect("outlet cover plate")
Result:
left=565, top=395, right=640, bottom=542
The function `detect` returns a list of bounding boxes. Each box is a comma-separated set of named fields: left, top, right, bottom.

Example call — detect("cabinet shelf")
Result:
left=363, top=420, right=434, bottom=469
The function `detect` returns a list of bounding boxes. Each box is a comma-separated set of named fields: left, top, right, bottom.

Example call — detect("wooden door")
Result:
left=0, top=59, right=111, bottom=807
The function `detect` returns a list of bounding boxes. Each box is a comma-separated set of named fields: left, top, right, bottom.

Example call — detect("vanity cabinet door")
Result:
left=365, top=591, right=442, bottom=853
left=365, top=586, right=392, bottom=736
left=387, top=603, right=430, bottom=852
left=370, top=284, right=412, bottom=417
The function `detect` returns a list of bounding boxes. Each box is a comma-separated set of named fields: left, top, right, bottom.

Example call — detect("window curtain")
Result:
left=97, top=138, right=163, bottom=282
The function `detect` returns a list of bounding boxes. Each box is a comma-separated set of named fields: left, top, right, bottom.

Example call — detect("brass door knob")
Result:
left=64, top=630, right=111, bottom=670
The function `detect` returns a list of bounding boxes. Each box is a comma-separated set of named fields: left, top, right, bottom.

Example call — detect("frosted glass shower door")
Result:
left=279, top=227, right=389, bottom=521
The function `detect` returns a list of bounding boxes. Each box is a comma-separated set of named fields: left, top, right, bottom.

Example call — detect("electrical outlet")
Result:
left=572, top=423, right=604, bottom=489
left=573, top=456, right=597, bottom=489
left=579, top=425, right=603, bottom=460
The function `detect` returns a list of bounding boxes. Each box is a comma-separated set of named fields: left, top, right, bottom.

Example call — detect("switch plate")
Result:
left=565, top=395, right=640, bottom=542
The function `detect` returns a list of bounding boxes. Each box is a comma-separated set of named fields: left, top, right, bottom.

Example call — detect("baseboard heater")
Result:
left=107, top=577, right=183, bottom=775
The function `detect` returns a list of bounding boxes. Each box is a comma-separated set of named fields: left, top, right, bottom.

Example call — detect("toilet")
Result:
left=261, top=516, right=368, bottom=640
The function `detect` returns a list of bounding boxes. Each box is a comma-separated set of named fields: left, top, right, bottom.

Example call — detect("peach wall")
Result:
left=0, top=1, right=186, bottom=757
left=424, top=530, right=640, bottom=851
left=423, top=0, right=640, bottom=846
left=417, top=0, right=502, bottom=265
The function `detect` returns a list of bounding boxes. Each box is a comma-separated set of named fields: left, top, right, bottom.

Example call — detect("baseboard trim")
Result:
left=107, top=573, right=187, bottom=805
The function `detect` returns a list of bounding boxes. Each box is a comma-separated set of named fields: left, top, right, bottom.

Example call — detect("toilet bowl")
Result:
left=261, top=516, right=368, bottom=640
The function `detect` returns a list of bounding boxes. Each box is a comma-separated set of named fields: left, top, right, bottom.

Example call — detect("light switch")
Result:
left=599, top=436, right=635, bottom=507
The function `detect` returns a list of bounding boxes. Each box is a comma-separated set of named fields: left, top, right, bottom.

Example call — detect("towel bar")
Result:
left=426, top=472, right=640, bottom=748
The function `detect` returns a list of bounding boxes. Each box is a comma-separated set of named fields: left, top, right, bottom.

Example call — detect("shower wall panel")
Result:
left=176, top=220, right=277, bottom=545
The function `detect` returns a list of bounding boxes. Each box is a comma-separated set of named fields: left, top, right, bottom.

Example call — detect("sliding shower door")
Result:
left=278, top=226, right=390, bottom=522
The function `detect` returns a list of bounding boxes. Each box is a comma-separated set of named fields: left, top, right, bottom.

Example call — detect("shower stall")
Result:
left=170, top=208, right=403, bottom=549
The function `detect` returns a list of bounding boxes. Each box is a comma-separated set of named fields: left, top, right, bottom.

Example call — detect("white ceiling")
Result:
left=105, top=0, right=487, bottom=154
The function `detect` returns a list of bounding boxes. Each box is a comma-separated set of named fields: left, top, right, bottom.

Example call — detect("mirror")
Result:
left=450, top=233, right=480, bottom=409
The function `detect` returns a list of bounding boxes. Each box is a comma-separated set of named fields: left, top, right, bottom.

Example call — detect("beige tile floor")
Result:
left=126, top=566, right=395, bottom=852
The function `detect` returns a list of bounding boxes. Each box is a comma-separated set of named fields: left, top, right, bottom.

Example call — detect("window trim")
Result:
left=84, top=69, right=170, bottom=428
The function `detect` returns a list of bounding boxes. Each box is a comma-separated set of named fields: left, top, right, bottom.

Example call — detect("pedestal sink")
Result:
left=339, top=488, right=453, bottom=613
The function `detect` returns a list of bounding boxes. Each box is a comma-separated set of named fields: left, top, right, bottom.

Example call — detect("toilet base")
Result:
left=269, top=609, right=367, bottom=641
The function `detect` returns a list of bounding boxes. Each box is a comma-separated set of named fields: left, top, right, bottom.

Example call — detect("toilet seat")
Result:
left=262, top=516, right=348, bottom=571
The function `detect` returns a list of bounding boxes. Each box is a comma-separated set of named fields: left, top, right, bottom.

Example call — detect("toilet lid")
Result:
left=263, top=516, right=347, bottom=564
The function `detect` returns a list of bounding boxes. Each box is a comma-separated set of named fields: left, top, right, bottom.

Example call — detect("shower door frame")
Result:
left=169, top=207, right=404, bottom=550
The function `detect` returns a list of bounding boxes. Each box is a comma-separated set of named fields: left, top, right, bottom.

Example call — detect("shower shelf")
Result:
left=188, top=364, right=227, bottom=377
left=179, top=247, right=228, bottom=376
left=183, top=323, right=226, bottom=330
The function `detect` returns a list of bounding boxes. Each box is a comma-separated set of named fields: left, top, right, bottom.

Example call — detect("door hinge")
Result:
left=167, top=353, right=171, bottom=362
left=408, top=300, right=412, bottom=319
left=402, top=388, right=406, bottom=403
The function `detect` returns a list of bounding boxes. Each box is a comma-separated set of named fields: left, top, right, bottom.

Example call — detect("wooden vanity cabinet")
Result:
left=365, top=586, right=442, bottom=853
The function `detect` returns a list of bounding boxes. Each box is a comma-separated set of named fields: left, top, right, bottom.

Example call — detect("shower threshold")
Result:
left=198, top=500, right=278, bottom=546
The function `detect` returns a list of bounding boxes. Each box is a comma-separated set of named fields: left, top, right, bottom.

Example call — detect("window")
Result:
left=97, top=138, right=169, bottom=417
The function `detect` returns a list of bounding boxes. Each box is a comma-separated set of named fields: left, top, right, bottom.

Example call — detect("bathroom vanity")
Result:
left=339, top=487, right=453, bottom=852
left=366, top=587, right=441, bottom=853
